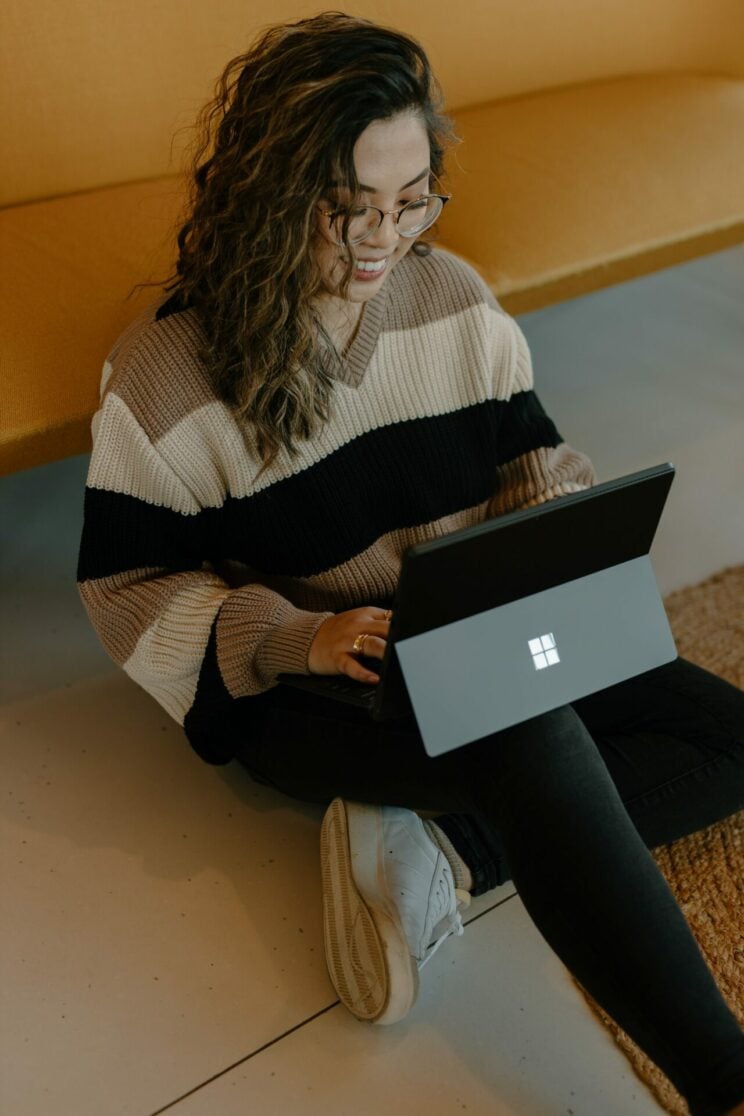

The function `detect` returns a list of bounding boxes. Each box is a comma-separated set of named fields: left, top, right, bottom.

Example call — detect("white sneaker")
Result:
left=320, top=797, right=470, bottom=1024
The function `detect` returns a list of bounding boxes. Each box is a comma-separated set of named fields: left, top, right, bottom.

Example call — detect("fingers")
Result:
left=350, top=632, right=387, bottom=660
left=344, top=653, right=381, bottom=684
left=365, top=608, right=394, bottom=635
left=356, top=620, right=390, bottom=641
left=307, top=606, right=393, bottom=683
left=349, top=617, right=389, bottom=659
left=345, top=609, right=393, bottom=683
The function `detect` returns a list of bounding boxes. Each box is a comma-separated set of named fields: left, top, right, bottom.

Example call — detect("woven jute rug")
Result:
left=573, top=564, right=744, bottom=1114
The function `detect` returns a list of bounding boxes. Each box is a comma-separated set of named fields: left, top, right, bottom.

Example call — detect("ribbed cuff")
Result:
left=254, top=609, right=334, bottom=681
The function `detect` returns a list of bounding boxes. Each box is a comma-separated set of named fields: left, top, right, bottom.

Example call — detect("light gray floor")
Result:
left=520, top=245, right=744, bottom=597
left=1, top=246, right=742, bottom=1116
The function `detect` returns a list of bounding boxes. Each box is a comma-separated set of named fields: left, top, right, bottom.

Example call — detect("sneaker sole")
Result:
left=320, top=797, right=418, bottom=1025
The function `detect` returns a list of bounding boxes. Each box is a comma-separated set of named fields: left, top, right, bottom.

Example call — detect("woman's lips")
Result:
left=343, top=256, right=390, bottom=282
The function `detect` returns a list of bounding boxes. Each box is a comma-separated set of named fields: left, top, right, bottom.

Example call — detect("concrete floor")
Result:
left=1, top=245, right=742, bottom=1116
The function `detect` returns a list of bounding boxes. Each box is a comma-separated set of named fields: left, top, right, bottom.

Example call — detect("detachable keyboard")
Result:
left=276, top=670, right=378, bottom=707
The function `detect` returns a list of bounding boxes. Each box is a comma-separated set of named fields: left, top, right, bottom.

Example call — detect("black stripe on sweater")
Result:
left=78, top=390, right=561, bottom=583
left=76, top=488, right=219, bottom=583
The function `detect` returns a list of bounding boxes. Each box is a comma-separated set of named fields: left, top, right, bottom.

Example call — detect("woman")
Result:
left=77, top=12, right=744, bottom=1113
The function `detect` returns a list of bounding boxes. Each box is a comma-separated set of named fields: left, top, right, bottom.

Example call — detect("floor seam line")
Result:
left=147, top=891, right=519, bottom=1113
left=463, top=889, right=518, bottom=928
left=147, top=999, right=340, bottom=1115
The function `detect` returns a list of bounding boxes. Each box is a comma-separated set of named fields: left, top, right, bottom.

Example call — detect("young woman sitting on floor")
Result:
left=77, top=14, right=744, bottom=1114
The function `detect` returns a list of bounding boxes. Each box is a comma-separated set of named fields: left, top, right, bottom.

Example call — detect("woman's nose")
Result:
left=363, top=210, right=400, bottom=251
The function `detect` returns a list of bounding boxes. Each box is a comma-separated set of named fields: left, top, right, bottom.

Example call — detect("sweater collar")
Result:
left=327, top=277, right=390, bottom=389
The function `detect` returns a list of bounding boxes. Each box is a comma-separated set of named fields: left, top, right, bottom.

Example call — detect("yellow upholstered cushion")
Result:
left=441, top=74, right=744, bottom=312
left=0, top=178, right=184, bottom=474
left=2, top=0, right=741, bottom=207
left=2, top=74, right=743, bottom=474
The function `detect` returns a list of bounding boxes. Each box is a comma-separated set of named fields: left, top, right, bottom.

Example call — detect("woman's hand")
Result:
left=307, top=606, right=392, bottom=684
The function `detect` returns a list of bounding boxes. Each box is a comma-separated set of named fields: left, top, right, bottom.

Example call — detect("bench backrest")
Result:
left=2, top=0, right=741, bottom=207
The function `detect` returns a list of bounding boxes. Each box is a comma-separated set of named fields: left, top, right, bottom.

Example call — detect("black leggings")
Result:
left=235, top=657, right=744, bottom=1115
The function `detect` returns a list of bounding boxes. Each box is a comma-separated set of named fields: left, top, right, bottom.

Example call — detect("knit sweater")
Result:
left=77, top=248, right=595, bottom=763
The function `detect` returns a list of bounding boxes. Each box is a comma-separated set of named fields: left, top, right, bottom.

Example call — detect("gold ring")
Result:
left=384, top=609, right=393, bottom=622
left=352, top=633, right=369, bottom=654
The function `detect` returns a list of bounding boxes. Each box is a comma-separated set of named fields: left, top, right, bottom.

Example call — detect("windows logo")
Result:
left=529, top=632, right=560, bottom=670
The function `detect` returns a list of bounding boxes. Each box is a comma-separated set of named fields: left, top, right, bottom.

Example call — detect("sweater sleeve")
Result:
left=76, top=390, right=333, bottom=727
left=485, top=312, right=596, bottom=517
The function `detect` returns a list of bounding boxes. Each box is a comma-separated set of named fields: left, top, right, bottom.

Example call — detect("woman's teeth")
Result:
left=355, top=259, right=386, bottom=273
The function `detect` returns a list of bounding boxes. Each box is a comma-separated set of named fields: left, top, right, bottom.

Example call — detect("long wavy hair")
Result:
left=160, top=11, right=457, bottom=476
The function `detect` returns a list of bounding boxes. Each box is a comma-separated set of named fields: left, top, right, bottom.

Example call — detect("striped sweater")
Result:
left=77, top=248, right=595, bottom=763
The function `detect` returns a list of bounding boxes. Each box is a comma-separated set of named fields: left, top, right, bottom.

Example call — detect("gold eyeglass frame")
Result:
left=318, top=194, right=452, bottom=246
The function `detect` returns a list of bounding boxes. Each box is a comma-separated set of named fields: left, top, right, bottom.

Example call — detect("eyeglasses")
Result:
left=318, top=194, right=451, bottom=246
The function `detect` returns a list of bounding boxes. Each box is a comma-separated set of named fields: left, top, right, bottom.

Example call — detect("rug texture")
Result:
left=573, top=564, right=744, bottom=1114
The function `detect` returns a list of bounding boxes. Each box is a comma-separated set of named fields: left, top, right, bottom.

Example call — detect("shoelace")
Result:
left=418, top=888, right=471, bottom=971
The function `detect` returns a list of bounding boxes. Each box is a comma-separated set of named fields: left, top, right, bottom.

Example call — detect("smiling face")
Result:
left=313, top=112, right=432, bottom=308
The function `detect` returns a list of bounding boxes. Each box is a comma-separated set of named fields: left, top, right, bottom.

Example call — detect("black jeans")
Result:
left=235, top=657, right=744, bottom=1115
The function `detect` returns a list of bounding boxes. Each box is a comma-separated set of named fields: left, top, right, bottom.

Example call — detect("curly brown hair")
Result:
left=163, top=12, right=457, bottom=476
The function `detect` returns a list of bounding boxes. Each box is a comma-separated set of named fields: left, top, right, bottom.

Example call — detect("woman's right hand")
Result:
left=307, top=606, right=392, bottom=684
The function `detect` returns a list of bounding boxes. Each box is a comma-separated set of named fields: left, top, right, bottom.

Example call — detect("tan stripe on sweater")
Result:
left=94, top=248, right=504, bottom=451
left=88, top=304, right=529, bottom=511
left=383, top=248, right=503, bottom=332
left=486, top=444, right=596, bottom=517
left=106, top=309, right=215, bottom=445
left=79, top=568, right=228, bottom=667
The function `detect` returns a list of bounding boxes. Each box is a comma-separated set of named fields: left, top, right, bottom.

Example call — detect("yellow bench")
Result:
left=1, top=1, right=742, bottom=475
